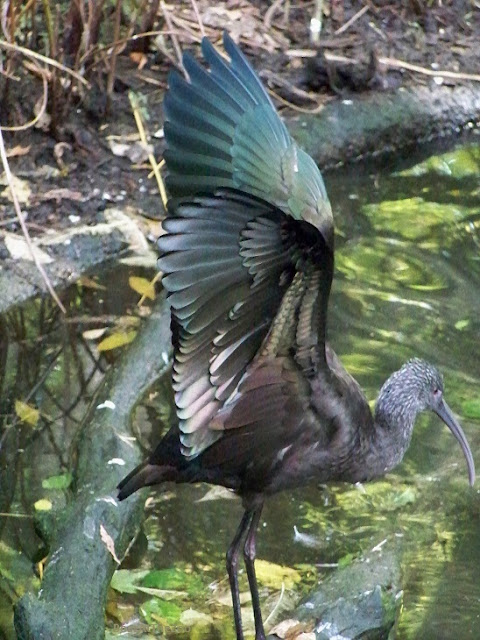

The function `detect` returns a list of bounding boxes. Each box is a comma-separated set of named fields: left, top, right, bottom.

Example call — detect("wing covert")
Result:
left=158, top=190, right=300, bottom=458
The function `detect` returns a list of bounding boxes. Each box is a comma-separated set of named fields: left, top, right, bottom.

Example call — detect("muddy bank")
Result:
left=289, top=83, right=480, bottom=168
left=2, top=81, right=480, bottom=315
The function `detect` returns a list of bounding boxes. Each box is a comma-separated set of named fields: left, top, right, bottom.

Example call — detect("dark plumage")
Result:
left=118, top=34, right=475, bottom=640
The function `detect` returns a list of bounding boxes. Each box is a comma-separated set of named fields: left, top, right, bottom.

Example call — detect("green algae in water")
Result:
left=395, top=144, right=480, bottom=178
left=336, top=238, right=448, bottom=290
left=362, top=198, right=469, bottom=241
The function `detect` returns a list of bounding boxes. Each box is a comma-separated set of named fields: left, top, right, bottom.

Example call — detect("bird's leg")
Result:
left=227, top=509, right=255, bottom=640
left=243, top=504, right=265, bottom=640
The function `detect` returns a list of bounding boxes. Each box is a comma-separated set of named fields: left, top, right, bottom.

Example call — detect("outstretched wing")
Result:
left=160, top=35, right=335, bottom=461
left=164, top=32, right=334, bottom=249
left=158, top=190, right=332, bottom=459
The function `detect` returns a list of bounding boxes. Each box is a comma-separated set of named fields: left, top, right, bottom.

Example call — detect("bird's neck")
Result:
left=368, top=378, right=419, bottom=478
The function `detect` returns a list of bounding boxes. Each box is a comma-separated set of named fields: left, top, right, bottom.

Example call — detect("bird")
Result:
left=117, top=33, right=476, bottom=640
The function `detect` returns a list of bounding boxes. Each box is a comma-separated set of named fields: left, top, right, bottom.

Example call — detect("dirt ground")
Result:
left=1, top=0, right=479, bottom=239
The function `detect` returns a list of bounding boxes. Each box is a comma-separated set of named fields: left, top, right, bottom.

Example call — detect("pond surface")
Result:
left=1, top=139, right=480, bottom=639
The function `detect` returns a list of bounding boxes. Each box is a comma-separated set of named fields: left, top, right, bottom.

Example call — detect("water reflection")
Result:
left=323, top=142, right=480, bottom=640
left=1, top=142, right=480, bottom=639
left=0, top=268, right=153, bottom=637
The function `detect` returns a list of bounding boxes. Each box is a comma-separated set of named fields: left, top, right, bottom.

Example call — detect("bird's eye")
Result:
left=433, top=388, right=441, bottom=397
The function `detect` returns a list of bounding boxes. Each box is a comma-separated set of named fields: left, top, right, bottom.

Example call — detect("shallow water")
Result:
left=1, top=139, right=480, bottom=639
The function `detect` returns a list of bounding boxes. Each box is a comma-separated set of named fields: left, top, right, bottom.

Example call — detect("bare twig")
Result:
left=129, top=91, right=168, bottom=208
left=262, top=69, right=322, bottom=103
left=324, top=52, right=365, bottom=64
left=83, top=29, right=192, bottom=65
left=167, top=15, right=207, bottom=43
left=0, top=39, right=89, bottom=85
left=368, top=20, right=387, bottom=41
left=264, top=0, right=285, bottom=30
left=147, top=157, right=165, bottom=180
left=286, top=49, right=317, bottom=58
left=0, top=127, right=66, bottom=313
left=320, top=51, right=480, bottom=83
left=161, top=2, right=184, bottom=72
left=137, top=271, right=162, bottom=307
left=0, top=67, right=20, bottom=80
left=268, top=87, right=326, bottom=114
left=334, top=4, right=369, bottom=35
left=0, top=64, right=48, bottom=132
left=0, top=1, right=10, bottom=42
left=190, top=0, right=205, bottom=38
left=132, top=0, right=160, bottom=55
left=310, top=0, right=323, bottom=44
left=42, top=0, right=60, bottom=134
left=41, top=0, right=55, bottom=57
left=12, top=0, right=37, bottom=25
left=377, top=56, right=480, bottom=83
left=264, top=581, right=285, bottom=627
left=106, top=0, right=122, bottom=103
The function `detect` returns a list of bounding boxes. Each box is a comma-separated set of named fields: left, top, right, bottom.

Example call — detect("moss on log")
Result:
left=14, top=295, right=171, bottom=640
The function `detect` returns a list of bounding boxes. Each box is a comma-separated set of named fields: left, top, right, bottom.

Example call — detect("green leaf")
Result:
left=337, top=552, right=356, bottom=568
left=454, top=319, right=470, bottom=331
left=136, top=586, right=188, bottom=599
left=15, top=400, right=40, bottom=426
left=97, top=330, right=136, bottom=352
left=42, top=473, right=73, bottom=490
left=140, top=597, right=183, bottom=625
left=34, top=499, right=52, bottom=512
left=129, top=276, right=156, bottom=300
left=110, top=568, right=150, bottom=594
left=143, top=567, right=204, bottom=596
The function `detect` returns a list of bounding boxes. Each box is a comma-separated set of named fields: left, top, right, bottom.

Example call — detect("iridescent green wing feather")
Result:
left=164, top=32, right=334, bottom=248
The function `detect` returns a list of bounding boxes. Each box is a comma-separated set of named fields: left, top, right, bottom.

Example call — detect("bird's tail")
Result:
left=117, top=428, right=184, bottom=500
left=117, top=461, right=179, bottom=500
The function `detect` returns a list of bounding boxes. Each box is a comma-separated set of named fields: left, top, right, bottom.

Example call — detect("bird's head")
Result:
left=403, top=358, right=444, bottom=412
left=375, top=358, right=475, bottom=486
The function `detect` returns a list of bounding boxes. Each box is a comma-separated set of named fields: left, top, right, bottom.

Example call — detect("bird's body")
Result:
left=118, top=33, right=475, bottom=640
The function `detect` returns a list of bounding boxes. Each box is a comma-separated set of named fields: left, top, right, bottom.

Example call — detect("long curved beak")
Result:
left=434, top=399, right=475, bottom=486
